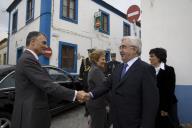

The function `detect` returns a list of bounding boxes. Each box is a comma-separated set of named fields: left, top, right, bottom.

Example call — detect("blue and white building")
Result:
left=141, top=0, right=192, bottom=123
left=6, top=0, right=140, bottom=73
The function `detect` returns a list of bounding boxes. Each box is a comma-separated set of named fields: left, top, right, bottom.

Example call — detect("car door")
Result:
left=0, top=71, right=15, bottom=128
left=43, top=67, right=77, bottom=113
left=0, top=71, right=15, bottom=106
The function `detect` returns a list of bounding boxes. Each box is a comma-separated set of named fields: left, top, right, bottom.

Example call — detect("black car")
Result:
left=0, top=65, right=83, bottom=128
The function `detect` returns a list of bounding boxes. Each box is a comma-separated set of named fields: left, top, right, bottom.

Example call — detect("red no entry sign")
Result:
left=127, top=5, right=140, bottom=23
left=43, top=47, right=52, bottom=58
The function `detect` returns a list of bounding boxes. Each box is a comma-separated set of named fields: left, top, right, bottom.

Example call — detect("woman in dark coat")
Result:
left=86, top=49, right=109, bottom=128
left=149, top=48, right=181, bottom=128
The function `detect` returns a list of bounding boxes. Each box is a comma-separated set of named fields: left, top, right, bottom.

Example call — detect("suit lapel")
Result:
left=117, top=63, right=124, bottom=82
left=115, top=59, right=141, bottom=89
left=24, top=50, right=41, bottom=65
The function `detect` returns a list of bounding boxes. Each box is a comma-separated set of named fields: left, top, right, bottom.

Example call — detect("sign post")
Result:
left=127, top=5, right=140, bottom=36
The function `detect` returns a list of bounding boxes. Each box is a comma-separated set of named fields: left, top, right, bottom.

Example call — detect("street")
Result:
left=51, top=105, right=89, bottom=128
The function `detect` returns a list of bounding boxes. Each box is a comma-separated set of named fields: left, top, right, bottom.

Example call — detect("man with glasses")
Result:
left=83, top=36, right=159, bottom=128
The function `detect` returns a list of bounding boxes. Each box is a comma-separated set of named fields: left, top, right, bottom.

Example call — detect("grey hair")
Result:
left=122, top=36, right=142, bottom=55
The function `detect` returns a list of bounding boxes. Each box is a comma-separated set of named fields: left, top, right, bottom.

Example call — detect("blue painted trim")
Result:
left=123, top=21, right=131, bottom=36
left=16, top=46, right=24, bottom=62
left=99, top=9, right=110, bottom=35
left=92, top=0, right=127, bottom=20
left=39, top=0, right=52, bottom=65
left=60, top=0, right=78, bottom=24
left=12, top=10, right=18, bottom=34
left=25, top=0, right=35, bottom=24
left=175, top=85, right=192, bottom=123
left=58, top=41, right=77, bottom=73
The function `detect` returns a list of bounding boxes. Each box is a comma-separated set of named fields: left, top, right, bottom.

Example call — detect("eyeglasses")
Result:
left=42, top=41, right=47, bottom=45
left=119, top=45, right=135, bottom=50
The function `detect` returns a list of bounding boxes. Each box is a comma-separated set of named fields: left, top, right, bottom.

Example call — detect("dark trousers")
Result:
left=88, top=107, right=107, bottom=128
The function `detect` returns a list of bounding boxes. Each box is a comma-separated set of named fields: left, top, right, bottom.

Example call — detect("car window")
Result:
left=0, top=72, right=15, bottom=88
left=45, top=68, right=71, bottom=82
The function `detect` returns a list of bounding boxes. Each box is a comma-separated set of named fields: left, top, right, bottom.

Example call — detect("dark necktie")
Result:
left=121, top=63, right=128, bottom=78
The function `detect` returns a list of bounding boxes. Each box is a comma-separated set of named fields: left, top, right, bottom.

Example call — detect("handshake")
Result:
left=76, top=91, right=91, bottom=103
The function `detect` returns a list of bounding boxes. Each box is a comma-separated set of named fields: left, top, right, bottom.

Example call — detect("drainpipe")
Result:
left=7, top=12, right=11, bottom=64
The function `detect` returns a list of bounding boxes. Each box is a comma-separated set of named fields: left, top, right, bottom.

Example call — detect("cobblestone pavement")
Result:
left=51, top=105, right=89, bottom=128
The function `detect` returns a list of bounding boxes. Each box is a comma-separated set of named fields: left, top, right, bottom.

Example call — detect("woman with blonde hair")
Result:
left=86, top=49, right=109, bottom=128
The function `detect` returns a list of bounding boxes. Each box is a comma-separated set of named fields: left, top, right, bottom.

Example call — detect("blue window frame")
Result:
left=12, top=10, right=18, bottom=34
left=59, top=41, right=77, bottom=73
left=123, top=22, right=131, bottom=36
left=17, top=46, right=24, bottom=62
left=99, top=10, right=110, bottom=35
left=60, top=0, right=78, bottom=24
left=26, top=0, right=34, bottom=23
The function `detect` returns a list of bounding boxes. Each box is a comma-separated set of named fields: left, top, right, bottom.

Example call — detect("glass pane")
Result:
left=27, top=0, right=33, bottom=20
left=0, top=73, right=15, bottom=88
left=70, top=0, right=75, bottom=8
left=124, top=24, right=130, bottom=36
left=63, top=6, right=67, bottom=17
left=62, top=0, right=68, bottom=17
left=63, top=0, right=68, bottom=6
left=69, top=9, right=74, bottom=19
left=12, top=12, right=17, bottom=32
left=103, top=15, right=108, bottom=32
left=61, top=46, right=74, bottom=71
left=45, top=68, right=71, bottom=82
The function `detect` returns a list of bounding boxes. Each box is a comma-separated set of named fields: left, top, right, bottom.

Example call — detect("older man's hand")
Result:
left=76, top=91, right=91, bottom=103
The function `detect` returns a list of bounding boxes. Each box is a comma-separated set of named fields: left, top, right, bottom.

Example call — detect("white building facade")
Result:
left=7, top=0, right=140, bottom=73
left=141, top=0, right=192, bottom=123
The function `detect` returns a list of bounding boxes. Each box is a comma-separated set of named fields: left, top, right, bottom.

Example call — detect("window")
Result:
left=44, top=67, right=71, bottom=82
left=123, top=22, right=131, bottom=36
left=60, top=0, right=78, bottom=23
left=59, top=42, right=77, bottom=72
left=26, top=0, right=34, bottom=23
left=100, top=11, right=110, bottom=34
left=17, top=47, right=24, bottom=62
left=3, top=53, right=6, bottom=64
left=12, top=10, right=18, bottom=34
left=0, top=72, right=15, bottom=89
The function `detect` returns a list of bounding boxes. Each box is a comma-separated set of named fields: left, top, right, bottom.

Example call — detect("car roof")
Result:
left=0, top=65, right=15, bottom=81
left=0, top=65, right=15, bottom=73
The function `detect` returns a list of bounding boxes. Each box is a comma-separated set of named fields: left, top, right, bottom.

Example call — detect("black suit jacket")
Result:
left=91, top=58, right=159, bottom=128
left=11, top=51, right=75, bottom=128
left=157, top=65, right=177, bottom=112
left=86, top=64, right=108, bottom=109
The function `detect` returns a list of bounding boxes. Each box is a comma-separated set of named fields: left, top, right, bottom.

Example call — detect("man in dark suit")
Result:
left=11, top=31, right=86, bottom=128
left=83, top=36, right=159, bottom=128
left=106, top=53, right=121, bottom=76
